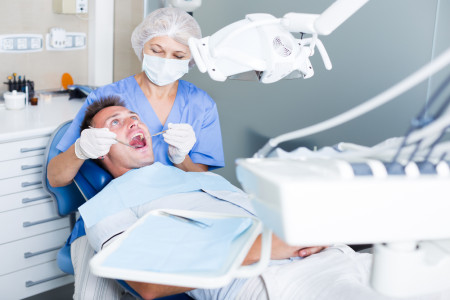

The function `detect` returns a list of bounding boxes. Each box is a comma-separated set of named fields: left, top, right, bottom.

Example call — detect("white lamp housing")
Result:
left=189, top=13, right=332, bottom=84
left=168, top=0, right=201, bottom=12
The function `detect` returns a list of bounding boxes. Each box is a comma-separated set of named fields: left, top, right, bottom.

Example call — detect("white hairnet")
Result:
left=131, top=7, right=202, bottom=62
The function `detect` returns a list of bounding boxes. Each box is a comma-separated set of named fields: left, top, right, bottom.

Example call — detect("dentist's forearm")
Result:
left=173, top=155, right=208, bottom=172
left=47, top=144, right=85, bottom=187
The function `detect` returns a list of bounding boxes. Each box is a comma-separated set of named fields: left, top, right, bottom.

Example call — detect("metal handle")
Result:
left=23, top=216, right=60, bottom=228
left=21, top=164, right=43, bottom=170
left=24, top=245, right=62, bottom=258
left=22, top=195, right=52, bottom=204
left=25, top=274, right=68, bottom=287
left=21, top=181, right=42, bottom=188
left=20, top=146, right=46, bottom=153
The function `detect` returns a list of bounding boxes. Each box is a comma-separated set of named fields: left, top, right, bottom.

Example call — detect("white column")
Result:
left=88, top=0, right=114, bottom=86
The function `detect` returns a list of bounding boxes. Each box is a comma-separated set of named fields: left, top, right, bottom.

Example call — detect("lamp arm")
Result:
left=282, top=0, right=369, bottom=35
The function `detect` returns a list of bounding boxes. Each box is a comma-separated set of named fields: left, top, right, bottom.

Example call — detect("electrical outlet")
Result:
left=49, top=27, right=66, bottom=48
left=76, top=0, right=88, bottom=13
left=65, top=36, right=73, bottom=47
left=17, top=38, right=27, bottom=50
left=2, top=38, right=14, bottom=50
left=30, top=37, right=42, bottom=49
left=74, top=35, right=85, bottom=47
left=0, top=34, right=43, bottom=53
left=46, top=31, right=86, bottom=51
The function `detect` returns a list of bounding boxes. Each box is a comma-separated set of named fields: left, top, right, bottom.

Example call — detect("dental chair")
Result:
left=43, top=120, right=192, bottom=300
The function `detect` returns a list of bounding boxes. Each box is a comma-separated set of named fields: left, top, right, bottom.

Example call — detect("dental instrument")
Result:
left=114, top=138, right=143, bottom=149
left=152, top=130, right=167, bottom=137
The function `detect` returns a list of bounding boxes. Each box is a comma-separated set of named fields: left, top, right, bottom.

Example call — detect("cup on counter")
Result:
left=3, top=90, right=26, bottom=110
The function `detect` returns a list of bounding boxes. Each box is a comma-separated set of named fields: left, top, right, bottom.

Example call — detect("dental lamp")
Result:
left=189, top=0, right=450, bottom=298
left=165, top=0, right=202, bottom=12
left=189, top=0, right=368, bottom=83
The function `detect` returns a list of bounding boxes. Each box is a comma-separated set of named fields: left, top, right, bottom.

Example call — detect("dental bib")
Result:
left=79, top=162, right=241, bottom=228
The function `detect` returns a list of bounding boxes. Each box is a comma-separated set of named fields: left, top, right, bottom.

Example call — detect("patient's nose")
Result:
left=127, top=118, right=138, bottom=128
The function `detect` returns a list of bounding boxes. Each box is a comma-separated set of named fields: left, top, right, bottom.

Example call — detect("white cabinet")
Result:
left=0, top=97, right=83, bottom=299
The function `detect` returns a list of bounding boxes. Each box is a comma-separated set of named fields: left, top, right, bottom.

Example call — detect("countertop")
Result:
left=0, top=95, right=84, bottom=142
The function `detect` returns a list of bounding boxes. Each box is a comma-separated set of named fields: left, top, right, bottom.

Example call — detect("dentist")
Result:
left=48, top=7, right=224, bottom=188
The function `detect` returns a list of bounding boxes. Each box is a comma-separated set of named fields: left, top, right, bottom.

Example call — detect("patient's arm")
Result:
left=126, top=281, right=193, bottom=300
left=47, top=144, right=85, bottom=187
left=243, top=233, right=326, bottom=265
left=125, top=234, right=325, bottom=299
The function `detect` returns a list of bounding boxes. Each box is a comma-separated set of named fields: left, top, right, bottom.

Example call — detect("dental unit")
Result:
left=187, top=0, right=450, bottom=297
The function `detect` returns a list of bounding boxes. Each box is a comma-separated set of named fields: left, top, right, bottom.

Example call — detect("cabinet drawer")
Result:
left=0, top=172, right=44, bottom=197
left=0, top=201, right=70, bottom=244
left=0, top=227, right=70, bottom=275
left=0, top=260, right=73, bottom=299
left=0, top=188, right=52, bottom=213
left=0, top=136, right=49, bottom=162
left=0, top=155, right=44, bottom=180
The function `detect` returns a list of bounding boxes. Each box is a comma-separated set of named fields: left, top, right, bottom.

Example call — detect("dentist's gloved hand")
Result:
left=163, top=123, right=196, bottom=164
left=74, top=127, right=117, bottom=160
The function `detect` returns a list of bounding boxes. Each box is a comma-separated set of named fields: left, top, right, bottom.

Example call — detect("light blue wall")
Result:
left=182, top=0, right=450, bottom=185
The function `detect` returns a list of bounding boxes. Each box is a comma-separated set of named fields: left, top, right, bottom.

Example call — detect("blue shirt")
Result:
left=57, top=76, right=225, bottom=169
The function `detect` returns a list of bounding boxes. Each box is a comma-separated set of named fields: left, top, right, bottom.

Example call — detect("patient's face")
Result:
left=92, top=106, right=154, bottom=176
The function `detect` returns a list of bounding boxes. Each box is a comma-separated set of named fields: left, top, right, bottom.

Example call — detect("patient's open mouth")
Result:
left=129, top=133, right=146, bottom=148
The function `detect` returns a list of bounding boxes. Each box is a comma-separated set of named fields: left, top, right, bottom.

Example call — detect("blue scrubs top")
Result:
left=57, top=76, right=225, bottom=169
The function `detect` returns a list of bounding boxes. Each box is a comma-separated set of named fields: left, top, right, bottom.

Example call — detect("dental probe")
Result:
left=152, top=130, right=167, bottom=137
left=114, top=138, right=141, bottom=149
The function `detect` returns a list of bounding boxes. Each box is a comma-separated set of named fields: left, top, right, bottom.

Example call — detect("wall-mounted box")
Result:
left=53, top=0, right=88, bottom=14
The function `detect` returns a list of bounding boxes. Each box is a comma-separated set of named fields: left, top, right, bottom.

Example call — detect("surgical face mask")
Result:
left=142, top=54, right=190, bottom=86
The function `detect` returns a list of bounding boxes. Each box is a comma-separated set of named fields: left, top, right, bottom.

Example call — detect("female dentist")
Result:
left=48, top=7, right=224, bottom=188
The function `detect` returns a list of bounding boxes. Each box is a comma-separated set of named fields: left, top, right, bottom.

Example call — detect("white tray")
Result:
left=236, top=157, right=450, bottom=246
left=90, top=209, right=271, bottom=289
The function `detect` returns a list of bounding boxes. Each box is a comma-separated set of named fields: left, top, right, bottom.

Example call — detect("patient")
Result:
left=78, top=97, right=447, bottom=300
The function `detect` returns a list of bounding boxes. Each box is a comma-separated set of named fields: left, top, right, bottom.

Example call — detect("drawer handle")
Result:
left=24, top=245, right=62, bottom=258
left=21, top=164, right=43, bottom=170
left=20, top=146, right=46, bottom=153
left=21, top=181, right=42, bottom=188
left=25, top=274, right=68, bottom=288
left=23, top=216, right=60, bottom=227
left=22, top=195, right=52, bottom=204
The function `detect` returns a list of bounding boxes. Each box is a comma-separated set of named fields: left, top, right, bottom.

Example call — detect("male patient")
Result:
left=76, top=96, right=445, bottom=300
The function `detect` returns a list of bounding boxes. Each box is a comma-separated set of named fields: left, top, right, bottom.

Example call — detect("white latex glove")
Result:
left=163, top=123, right=196, bottom=164
left=74, top=127, right=117, bottom=160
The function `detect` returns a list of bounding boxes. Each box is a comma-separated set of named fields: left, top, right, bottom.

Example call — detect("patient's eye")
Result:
left=111, top=119, right=119, bottom=126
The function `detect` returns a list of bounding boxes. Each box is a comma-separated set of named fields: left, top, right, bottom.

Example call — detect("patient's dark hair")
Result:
left=80, top=95, right=126, bottom=133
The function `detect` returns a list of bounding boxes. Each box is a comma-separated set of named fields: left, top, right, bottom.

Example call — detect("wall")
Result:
left=113, top=0, right=143, bottom=81
left=182, top=0, right=450, bottom=185
left=0, top=0, right=89, bottom=95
